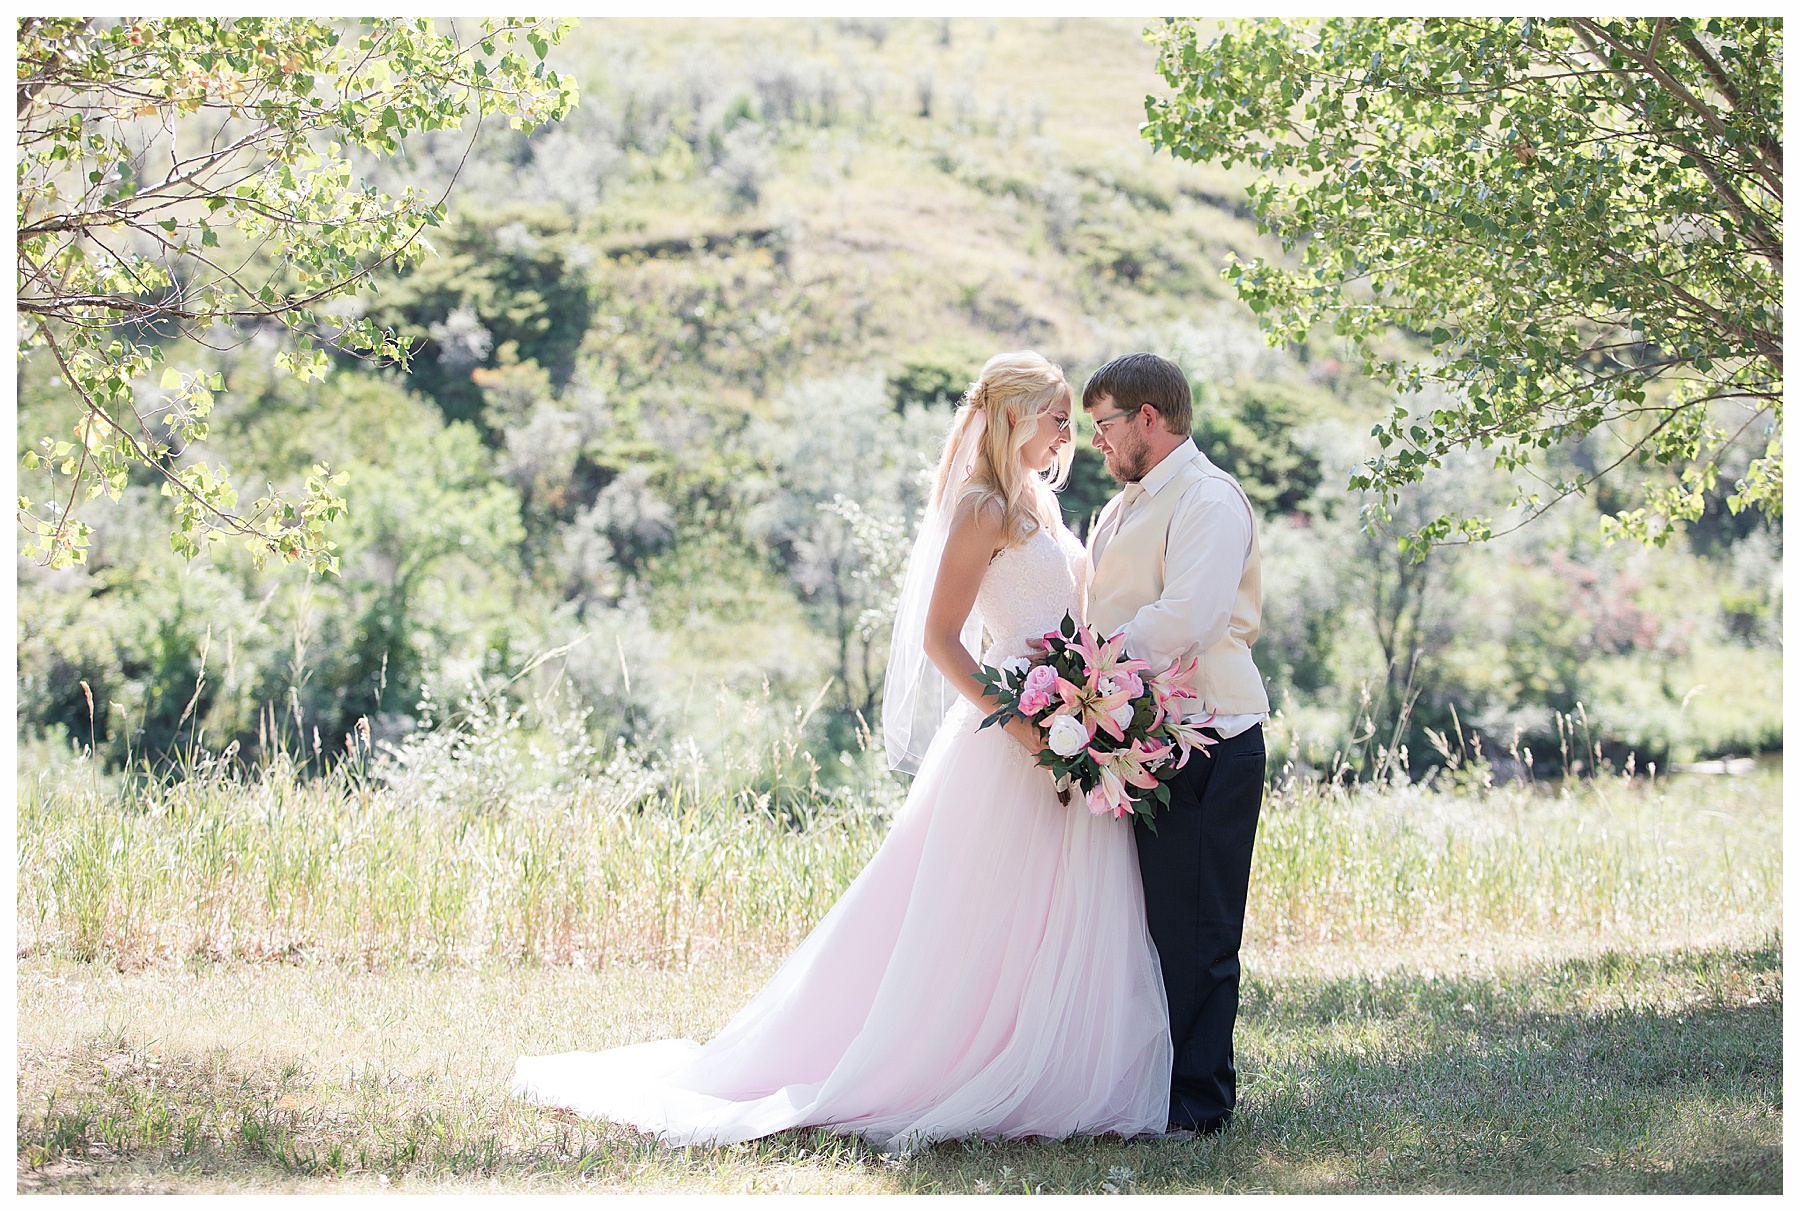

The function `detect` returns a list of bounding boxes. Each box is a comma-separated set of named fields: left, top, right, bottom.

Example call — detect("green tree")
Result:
left=16, top=16, right=577, bottom=570
left=1144, top=17, right=1781, bottom=551
left=365, top=207, right=596, bottom=434
left=299, top=418, right=528, bottom=755
left=1192, top=380, right=1327, bottom=516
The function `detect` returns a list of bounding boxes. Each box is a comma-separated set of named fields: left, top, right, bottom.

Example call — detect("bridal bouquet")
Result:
left=974, top=612, right=1214, bottom=832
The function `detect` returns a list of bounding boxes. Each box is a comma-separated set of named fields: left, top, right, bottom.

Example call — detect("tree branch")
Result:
left=34, top=322, right=262, bottom=540
left=1570, top=18, right=1782, bottom=202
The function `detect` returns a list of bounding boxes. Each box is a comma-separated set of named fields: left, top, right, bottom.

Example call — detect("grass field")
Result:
left=15, top=757, right=1783, bottom=1193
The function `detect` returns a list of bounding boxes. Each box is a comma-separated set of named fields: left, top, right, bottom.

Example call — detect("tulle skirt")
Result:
left=511, top=699, right=1172, bottom=1153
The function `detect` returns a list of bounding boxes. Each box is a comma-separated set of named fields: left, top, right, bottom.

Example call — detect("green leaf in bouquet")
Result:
left=978, top=706, right=1018, bottom=731
left=1060, top=612, right=1077, bottom=639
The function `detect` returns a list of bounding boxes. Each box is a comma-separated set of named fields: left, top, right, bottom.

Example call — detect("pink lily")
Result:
left=1084, top=765, right=1132, bottom=818
left=1146, top=656, right=1200, bottom=728
left=1049, top=658, right=1136, bottom=741
left=1129, top=735, right=1175, bottom=770
left=1083, top=737, right=1180, bottom=819
left=1070, top=626, right=1153, bottom=693
left=1161, top=709, right=1218, bottom=769
left=1150, top=655, right=1201, bottom=702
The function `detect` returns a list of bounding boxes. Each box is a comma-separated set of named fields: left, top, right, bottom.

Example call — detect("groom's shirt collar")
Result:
left=1136, top=437, right=1199, bottom=499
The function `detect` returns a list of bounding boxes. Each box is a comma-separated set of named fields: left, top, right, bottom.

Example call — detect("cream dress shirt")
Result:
left=1095, top=438, right=1267, bottom=741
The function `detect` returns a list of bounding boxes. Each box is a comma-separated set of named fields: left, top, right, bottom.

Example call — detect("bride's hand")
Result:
left=1003, top=716, right=1046, bottom=756
left=1002, top=717, right=1070, bottom=803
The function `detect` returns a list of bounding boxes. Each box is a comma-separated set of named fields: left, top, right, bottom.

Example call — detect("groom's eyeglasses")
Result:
left=1090, top=406, right=1144, bottom=435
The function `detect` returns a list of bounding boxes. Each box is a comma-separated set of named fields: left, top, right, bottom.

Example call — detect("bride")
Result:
left=512, top=351, right=1172, bottom=1153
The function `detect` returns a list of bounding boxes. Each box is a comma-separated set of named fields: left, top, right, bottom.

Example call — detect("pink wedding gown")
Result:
left=512, top=521, right=1172, bottom=1153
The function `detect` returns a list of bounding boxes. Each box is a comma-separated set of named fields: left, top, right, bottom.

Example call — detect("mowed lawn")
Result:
left=16, top=768, right=1783, bottom=1193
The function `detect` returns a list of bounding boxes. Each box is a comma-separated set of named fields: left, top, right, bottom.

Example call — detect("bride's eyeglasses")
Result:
left=1044, top=412, right=1072, bottom=433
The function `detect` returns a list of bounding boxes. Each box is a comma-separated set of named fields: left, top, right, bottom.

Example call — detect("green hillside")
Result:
left=16, top=18, right=1781, bottom=783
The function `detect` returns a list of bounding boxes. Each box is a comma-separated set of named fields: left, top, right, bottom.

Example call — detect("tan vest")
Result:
left=1087, top=451, right=1269, bottom=715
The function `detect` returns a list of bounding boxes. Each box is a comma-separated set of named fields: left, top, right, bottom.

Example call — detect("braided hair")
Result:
left=929, top=350, right=1072, bottom=548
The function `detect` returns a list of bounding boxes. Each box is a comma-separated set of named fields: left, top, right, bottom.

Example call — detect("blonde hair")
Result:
left=930, top=350, right=1073, bottom=548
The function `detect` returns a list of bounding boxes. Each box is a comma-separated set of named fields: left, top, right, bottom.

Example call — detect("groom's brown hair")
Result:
left=1080, top=352, right=1191, bottom=436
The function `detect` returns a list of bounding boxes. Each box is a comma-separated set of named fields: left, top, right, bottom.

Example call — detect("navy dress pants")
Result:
left=1134, top=723, right=1266, bottom=1130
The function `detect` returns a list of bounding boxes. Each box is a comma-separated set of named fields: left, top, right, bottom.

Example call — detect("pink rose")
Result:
left=1086, top=784, right=1133, bottom=818
left=1024, top=664, right=1058, bottom=693
left=1119, top=670, right=1144, bottom=700
left=1018, top=687, right=1052, bottom=716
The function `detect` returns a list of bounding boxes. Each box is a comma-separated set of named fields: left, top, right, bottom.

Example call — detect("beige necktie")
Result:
left=1090, top=482, right=1144, bottom=567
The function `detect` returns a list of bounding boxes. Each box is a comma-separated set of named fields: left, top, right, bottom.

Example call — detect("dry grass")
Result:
left=13, top=748, right=1782, bottom=1194
left=16, top=933, right=1780, bottom=1194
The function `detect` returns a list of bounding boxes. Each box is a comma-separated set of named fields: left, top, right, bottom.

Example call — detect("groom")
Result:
left=1082, top=352, right=1268, bottom=1137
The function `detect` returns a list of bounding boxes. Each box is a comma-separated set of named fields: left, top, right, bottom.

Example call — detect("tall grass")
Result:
left=1251, top=763, right=1780, bottom=951
left=16, top=770, right=889, bottom=970
left=15, top=679, right=1780, bottom=969
left=15, top=682, right=1782, bottom=1194
left=16, top=681, right=902, bottom=968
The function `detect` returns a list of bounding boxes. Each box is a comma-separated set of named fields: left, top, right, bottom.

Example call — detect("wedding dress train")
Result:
left=512, top=521, right=1171, bottom=1153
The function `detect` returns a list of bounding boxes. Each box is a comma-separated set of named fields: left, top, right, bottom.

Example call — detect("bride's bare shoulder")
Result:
left=945, top=490, right=1008, bottom=551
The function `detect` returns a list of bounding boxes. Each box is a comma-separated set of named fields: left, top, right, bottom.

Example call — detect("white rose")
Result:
left=1047, top=714, right=1090, bottom=757
left=1109, top=703, right=1136, bottom=732
left=998, top=656, right=1031, bottom=680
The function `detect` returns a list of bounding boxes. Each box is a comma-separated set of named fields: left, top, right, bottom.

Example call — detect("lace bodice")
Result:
left=976, top=519, right=1089, bottom=663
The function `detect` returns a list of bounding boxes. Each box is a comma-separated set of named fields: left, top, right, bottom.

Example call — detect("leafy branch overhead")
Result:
left=1144, top=17, right=1781, bottom=550
left=15, top=16, right=578, bottom=570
